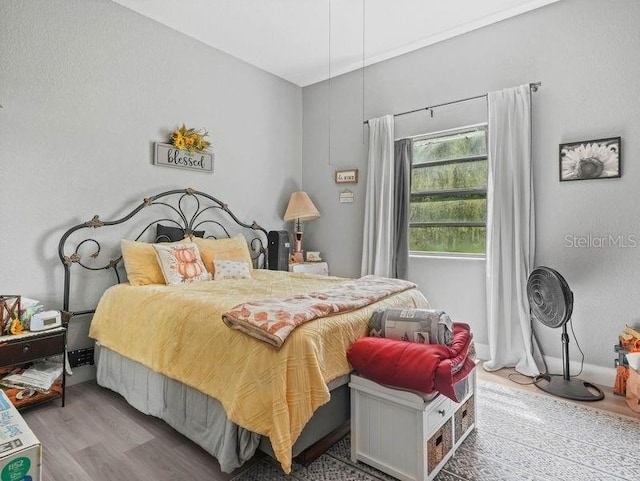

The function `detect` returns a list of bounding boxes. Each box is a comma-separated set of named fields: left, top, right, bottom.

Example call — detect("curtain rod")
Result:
left=363, top=81, right=541, bottom=125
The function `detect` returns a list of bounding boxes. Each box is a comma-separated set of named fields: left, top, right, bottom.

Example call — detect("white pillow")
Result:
left=152, top=242, right=211, bottom=285
left=213, top=259, right=252, bottom=280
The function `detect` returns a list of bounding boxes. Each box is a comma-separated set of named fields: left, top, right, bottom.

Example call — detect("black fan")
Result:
left=527, top=267, right=604, bottom=401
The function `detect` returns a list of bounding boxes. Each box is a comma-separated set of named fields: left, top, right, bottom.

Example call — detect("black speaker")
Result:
left=268, top=230, right=290, bottom=271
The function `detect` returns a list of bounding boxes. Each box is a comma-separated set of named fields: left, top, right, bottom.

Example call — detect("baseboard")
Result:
left=474, top=343, right=616, bottom=388
left=543, top=356, right=616, bottom=388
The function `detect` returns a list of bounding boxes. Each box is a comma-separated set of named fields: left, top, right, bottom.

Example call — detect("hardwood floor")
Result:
left=21, top=382, right=257, bottom=481
left=21, top=371, right=639, bottom=480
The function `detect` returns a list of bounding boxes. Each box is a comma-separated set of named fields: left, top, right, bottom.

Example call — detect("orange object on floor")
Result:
left=614, top=365, right=629, bottom=396
left=626, top=367, right=640, bottom=413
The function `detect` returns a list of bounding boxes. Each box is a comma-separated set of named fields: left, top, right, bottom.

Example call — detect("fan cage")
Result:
left=527, top=266, right=574, bottom=329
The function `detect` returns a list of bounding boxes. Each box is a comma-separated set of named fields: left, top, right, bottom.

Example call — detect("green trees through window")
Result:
left=410, top=127, right=488, bottom=254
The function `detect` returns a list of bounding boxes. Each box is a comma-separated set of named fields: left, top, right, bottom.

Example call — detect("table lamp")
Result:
left=283, top=191, right=320, bottom=263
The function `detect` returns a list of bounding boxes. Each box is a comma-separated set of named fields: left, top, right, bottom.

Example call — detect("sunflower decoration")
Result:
left=561, top=140, right=619, bottom=180
left=170, top=124, right=212, bottom=154
left=6, top=316, right=24, bottom=335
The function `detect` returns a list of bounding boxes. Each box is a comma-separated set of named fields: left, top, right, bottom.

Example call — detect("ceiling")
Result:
left=113, top=0, right=560, bottom=87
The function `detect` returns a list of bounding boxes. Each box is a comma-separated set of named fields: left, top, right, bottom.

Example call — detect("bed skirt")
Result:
left=95, top=343, right=350, bottom=473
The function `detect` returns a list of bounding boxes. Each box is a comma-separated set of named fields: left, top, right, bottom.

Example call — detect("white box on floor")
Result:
left=0, top=390, right=42, bottom=481
left=350, top=368, right=476, bottom=481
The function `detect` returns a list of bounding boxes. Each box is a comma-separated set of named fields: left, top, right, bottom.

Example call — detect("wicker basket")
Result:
left=427, top=418, right=453, bottom=474
left=454, top=395, right=475, bottom=443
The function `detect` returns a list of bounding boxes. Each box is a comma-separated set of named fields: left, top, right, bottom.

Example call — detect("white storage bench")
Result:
left=350, top=367, right=476, bottom=481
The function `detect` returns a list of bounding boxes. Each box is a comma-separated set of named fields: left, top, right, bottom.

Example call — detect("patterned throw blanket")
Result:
left=222, top=275, right=417, bottom=349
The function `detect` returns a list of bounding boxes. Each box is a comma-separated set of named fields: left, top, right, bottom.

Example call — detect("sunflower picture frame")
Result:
left=559, top=136, right=621, bottom=182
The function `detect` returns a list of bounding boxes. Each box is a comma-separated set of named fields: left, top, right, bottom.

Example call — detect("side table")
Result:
left=0, top=327, right=66, bottom=410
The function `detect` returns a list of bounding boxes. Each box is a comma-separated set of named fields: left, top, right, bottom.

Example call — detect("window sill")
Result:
left=409, top=252, right=486, bottom=261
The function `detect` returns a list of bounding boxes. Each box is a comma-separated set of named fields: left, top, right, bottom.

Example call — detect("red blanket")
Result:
left=347, top=322, right=474, bottom=402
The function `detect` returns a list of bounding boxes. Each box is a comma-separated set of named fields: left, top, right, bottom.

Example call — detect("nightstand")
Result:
left=0, top=327, right=66, bottom=410
left=289, top=261, right=329, bottom=276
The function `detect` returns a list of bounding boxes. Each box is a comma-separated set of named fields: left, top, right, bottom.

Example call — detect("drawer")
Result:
left=0, top=333, right=65, bottom=366
left=427, top=396, right=452, bottom=432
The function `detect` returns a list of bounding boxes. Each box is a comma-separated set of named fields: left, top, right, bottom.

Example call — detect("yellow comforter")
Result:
left=89, top=270, right=429, bottom=472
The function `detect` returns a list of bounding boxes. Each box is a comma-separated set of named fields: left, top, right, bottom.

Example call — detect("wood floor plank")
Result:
left=22, top=381, right=241, bottom=481
left=71, top=393, right=156, bottom=453
left=73, top=441, right=158, bottom=481
left=24, top=399, right=106, bottom=454
left=127, top=437, right=233, bottom=481
left=40, top=443, right=93, bottom=481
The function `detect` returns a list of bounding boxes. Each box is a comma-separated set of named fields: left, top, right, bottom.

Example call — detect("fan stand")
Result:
left=533, top=324, right=604, bottom=402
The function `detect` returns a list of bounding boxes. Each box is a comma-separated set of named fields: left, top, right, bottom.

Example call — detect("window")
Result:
left=409, top=126, right=488, bottom=254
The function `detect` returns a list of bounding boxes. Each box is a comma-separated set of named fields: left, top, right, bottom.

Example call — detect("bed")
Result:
left=58, top=188, right=429, bottom=473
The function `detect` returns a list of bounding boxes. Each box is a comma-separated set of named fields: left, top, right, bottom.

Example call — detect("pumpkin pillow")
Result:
left=152, top=242, right=211, bottom=285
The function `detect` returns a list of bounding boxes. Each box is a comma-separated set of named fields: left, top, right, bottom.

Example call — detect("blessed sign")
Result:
left=154, top=143, right=214, bottom=173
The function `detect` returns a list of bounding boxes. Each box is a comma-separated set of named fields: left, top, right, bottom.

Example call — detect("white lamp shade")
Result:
left=283, top=191, right=320, bottom=222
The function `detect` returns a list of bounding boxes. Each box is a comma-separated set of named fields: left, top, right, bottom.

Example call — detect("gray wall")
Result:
left=303, top=0, right=640, bottom=383
left=0, top=0, right=301, bottom=383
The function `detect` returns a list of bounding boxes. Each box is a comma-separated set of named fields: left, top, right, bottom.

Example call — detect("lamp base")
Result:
left=294, top=230, right=303, bottom=252
left=290, top=230, right=304, bottom=263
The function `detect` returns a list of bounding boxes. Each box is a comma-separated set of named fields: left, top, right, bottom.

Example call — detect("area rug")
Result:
left=232, top=380, right=640, bottom=481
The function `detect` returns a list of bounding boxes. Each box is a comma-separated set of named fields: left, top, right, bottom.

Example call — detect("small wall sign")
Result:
left=154, top=142, right=214, bottom=173
left=339, top=190, right=354, bottom=203
left=335, top=169, right=358, bottom=184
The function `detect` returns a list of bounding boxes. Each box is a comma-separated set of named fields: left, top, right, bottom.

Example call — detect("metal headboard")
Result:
left=58, top=188, right=268, bottom=318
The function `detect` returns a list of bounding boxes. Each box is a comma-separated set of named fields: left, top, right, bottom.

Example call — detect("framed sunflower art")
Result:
left=559, top=136, right=621, bottom=182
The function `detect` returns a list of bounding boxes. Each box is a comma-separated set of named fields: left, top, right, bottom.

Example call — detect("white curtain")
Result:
left=484, top=84, right=539, bottom=376
left=361, top=115, right=395, bottom=277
